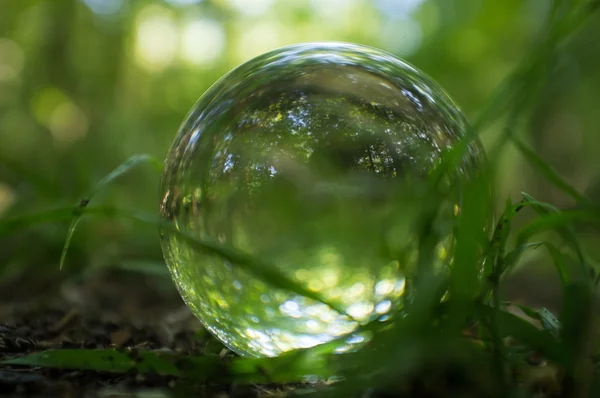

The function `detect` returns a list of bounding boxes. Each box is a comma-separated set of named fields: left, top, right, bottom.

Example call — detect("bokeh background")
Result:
left=1, top=0, right=599, bottom=308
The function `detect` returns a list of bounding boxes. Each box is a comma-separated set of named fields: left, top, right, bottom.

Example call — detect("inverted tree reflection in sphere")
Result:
left=159, top=43, right=483, bottom=357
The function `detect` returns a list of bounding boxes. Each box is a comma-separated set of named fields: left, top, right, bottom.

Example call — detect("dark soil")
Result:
left=0, top=268, right=266, bottom=398
left=0, top=264, right=562, bottom=398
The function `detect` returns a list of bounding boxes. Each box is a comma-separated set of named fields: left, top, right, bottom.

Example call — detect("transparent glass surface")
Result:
left=159, top=43, right=483, bottom=357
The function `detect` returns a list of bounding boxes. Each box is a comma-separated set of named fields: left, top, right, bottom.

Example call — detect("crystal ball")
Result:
left=159, top=43, right=482, bottom=357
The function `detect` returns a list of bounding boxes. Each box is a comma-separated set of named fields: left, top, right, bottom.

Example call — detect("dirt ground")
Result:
left=0, top=268, right=273, bottom=397
left=0, top=263, right=562, bottom=398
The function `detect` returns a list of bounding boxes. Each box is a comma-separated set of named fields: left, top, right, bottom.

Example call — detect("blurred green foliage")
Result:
left=3, top=3, right=600, bottom=396
left=1, top=0, right=600, bottom=292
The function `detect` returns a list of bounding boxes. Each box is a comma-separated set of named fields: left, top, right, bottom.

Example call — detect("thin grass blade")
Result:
left=542, top=242, right=570, bottom=288
left=479, top=305, right=564, bottom=362
left=559, top=282, right=596, bottom=396
left=520, top=194, right=595, bottom=279
left=2, top=205, right=351, bottom=317
left=82, top=154, right=162, bottom=201
left=0, top=207, right=78, bottom=236
left=2, top=349, right=224, bottom=380
left=513, top=139, right=587, bottom=203
left=60, top=155, right=162, bottom=269
left=451, top=175, right=491, bottom=299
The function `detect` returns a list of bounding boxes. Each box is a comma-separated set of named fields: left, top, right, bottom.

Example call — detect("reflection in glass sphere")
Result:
left=160, top=43, right=483, bottom=357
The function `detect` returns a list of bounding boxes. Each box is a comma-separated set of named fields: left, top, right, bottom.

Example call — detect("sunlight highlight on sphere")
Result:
left=160, top=43, right=483, bottom=357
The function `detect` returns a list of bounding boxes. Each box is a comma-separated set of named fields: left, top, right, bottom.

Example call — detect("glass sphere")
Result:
left=159, top=43, right=483, bottom=357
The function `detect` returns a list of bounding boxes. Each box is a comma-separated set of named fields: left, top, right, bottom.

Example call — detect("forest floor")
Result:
left=0, top=268, right=275, bottom=397
left=0, top=266, right=561, bottom=398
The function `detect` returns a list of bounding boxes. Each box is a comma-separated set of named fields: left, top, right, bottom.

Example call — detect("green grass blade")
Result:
left=145, top=213, right=353, bottom=318
left=82, top=154, right=162, bottom=201
left=451, top=176, right=491, bottom=299
left=60, top=155, right=162, bottom=269
left=108, top=260, right=171, bottom=277
left=127, top=210, right=354, bottom=318
left=484, top=198, right=529, bottom=284
left=520, top=193, right=594, bottom=279
left=513, top=139, right=587, bottom=203
left=484, top=195, right=561, bottom=278
left=232, top=348, right=334, bottom=384
left=2, top=349, right=224, bottom=379
left=59, top=217, right=81, bottom=270
left=422, top=0, right=599, bottom=234
left=479, top=305, right=564, bottom=362
left=472, top=1, right=599, bottom=132
left=2, top=346, right=338, bottom=384
left=521, top=192, right=560, bottom=212
left=518, top=209, right=600, bottom=239
left=503, top=241, right=544, bottom=273
left=0, top=205, right=353, bottom=318
left=494, top=199, right=517, bottom=263
left=559, top=282, right=596, bottom=396
left=0, top=207, right=77, bottom=236
left=0, top=155, right=57, bottom=197
left=542, top=242, right=570, bottom=288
